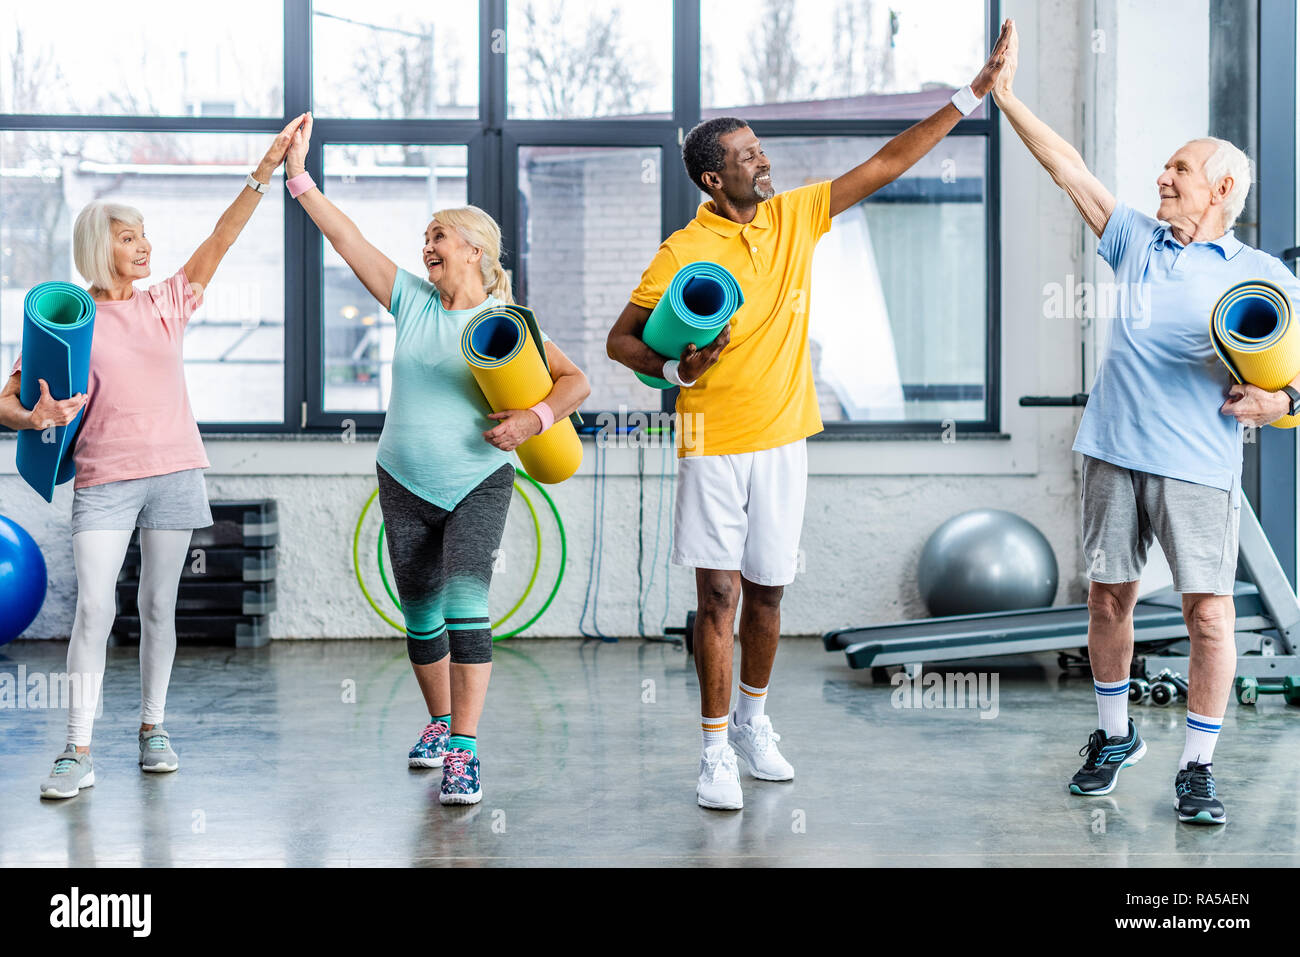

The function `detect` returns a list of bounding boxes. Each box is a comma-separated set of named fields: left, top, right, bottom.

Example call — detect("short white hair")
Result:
left=73, top=200, right=144, bottom=289
left=1191, top=137, right=1253, bottom=231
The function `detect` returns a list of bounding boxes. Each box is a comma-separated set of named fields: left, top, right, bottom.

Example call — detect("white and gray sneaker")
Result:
left=39, top=745, right=95, bottom=800
left=729, top=714, right=794, bottom=781
left=139, top=727, right=179, bottom=773
left=697, top=743, right=743, bottom=810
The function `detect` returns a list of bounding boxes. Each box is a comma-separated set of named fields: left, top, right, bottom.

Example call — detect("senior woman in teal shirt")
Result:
left=285, top=115, right=589, bottom=806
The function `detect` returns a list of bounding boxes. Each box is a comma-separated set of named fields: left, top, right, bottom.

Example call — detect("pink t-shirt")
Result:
left=11, top=268, right=210, bottom=489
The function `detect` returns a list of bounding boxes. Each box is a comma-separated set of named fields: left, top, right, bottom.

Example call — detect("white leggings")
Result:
left=67, top=528, right=193, bottom=747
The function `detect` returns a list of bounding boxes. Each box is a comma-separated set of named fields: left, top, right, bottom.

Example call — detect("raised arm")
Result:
left=284, top=113, right=399, bottom=312
left=992, top=20, right=1115, bottom=238
left=183, top=114, right=304, bottom=290
left=829, top=18, right=1011, bottom=217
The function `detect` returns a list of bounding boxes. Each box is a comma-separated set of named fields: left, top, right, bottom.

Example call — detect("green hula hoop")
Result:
left=352, top=487, right=404, bottom=634
left=352, top=471, right=566, bottom=640
left=376, top=480, right=542, bottom=633
left=496, top=472, right=566, bottom=640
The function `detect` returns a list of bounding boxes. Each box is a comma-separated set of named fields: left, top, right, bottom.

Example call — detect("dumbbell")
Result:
left=1234, top=675, right=1300, bottom=706
left=1145, top=669, right=1188, bottom=706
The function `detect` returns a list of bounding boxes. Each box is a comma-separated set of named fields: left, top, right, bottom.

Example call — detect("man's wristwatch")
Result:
left=244, top=173, right=270, bottom=194
left=1283, top=385, right=1300, bottom=417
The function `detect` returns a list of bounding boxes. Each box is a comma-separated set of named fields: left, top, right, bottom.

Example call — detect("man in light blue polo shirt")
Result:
left=993, top=21, right=1300, bottom=825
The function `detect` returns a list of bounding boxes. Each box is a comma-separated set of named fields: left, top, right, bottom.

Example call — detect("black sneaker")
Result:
left=1069, top=718, right=1147, bottom=795
left=1175, top=762, right=1226, bottom=825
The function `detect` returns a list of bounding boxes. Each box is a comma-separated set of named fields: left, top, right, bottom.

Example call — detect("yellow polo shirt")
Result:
left=629, top=180, right=831, bottom=457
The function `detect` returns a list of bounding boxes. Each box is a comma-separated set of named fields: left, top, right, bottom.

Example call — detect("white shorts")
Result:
left=672, top=439, right=808, bottom=587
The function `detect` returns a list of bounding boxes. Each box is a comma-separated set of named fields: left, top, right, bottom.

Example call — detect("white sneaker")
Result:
left=729, top=714, right=794, bottom=781
left=697, top=743, right=743, bottom=810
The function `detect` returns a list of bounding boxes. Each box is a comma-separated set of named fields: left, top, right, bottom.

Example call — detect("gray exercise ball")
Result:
left=918, top=509, right=1058, bottom=616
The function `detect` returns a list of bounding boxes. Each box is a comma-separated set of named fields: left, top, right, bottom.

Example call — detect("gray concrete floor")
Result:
left=1, top=637, right=1298, bottom=867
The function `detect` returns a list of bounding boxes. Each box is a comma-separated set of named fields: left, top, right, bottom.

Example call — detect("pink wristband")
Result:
left=529, top=401, right=555, bottom=434
left=286, top=171, right=316, bottom=198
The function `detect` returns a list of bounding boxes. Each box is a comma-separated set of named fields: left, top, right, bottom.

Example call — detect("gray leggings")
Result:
left=377, top=463, right=514, bottom=665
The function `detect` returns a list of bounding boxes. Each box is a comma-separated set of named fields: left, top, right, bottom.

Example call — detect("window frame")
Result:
left=0, top=0, right=1002, bottom=436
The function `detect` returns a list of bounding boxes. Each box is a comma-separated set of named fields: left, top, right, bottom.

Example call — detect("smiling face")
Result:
left=709, top=126, right=774, bottom=205
left=110, top=220, right=151, bottom=284
left=1156, top=140, right=1222, bottom=230
left=421, top=219, right=481, bottom=287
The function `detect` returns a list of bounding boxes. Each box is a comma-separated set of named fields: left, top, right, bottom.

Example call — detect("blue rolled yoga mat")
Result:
left=16, top=283, right=95, bottom=502
left=635, top=262, right=744, bottom=389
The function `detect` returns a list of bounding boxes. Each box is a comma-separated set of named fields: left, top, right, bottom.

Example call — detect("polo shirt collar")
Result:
left=697, top=198, right=772, bottom=237
left=1158, top=222, right=1245, bottom=260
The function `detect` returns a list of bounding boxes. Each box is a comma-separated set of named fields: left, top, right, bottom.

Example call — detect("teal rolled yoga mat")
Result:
left=635, top=262, right=744, bottom=389
left=16, top=282, right=95, bottom=502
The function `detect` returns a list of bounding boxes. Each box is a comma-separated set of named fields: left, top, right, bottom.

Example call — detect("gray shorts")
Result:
left=71, top=468, right=213, bottom=536
left=1081, top=455, right=1239, bottom=595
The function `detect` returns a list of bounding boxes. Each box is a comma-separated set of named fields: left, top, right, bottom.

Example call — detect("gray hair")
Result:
left=1191, top=137, right=1252, bottom=231
left=73, top=200, right=144, bottom=290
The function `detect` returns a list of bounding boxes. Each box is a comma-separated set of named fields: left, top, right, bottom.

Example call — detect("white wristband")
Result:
left=244, top=172, right=269, bottom=194
left=950, top=84, right=981, bottom=116
left=662, top=359, right=697, bottom=389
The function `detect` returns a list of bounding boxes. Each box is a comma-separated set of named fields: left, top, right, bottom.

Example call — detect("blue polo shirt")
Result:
left=1073, top=202, right=1300, bottom=504
left=376, top=269, right=548, bottom=509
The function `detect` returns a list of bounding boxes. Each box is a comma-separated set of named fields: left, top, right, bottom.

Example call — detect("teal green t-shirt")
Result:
left=376, top=269, right=547, bottom=509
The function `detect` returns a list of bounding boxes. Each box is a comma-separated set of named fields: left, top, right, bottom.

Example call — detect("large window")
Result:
left=702, top=0, right=989, bottom=121
left=0, top=2, right=283, bottom=117
left=761, top=135, right=988, bottom=422
left=321, top=144, right=468, bottom=412
left=0, top=130, right=285, bottom=424
left=516, top=145, right=665, bottom=412
left=0, top=0, right=1000, bottom=434
left=506, top=0, right=673, bottom=119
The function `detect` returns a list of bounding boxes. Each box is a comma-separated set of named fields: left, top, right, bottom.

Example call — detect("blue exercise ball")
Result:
left=0, top=514, right=47, bottom=644
left=918, top=509, right=1058, bottom=617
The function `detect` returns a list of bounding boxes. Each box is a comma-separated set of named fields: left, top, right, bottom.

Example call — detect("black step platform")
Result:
left=190, top=499, right=279, bottom=548
left=119, top=544, right=277, bottom=583
left=110, top=615, right=270, bottom=648
left=116, top=580, right=276, bottom=616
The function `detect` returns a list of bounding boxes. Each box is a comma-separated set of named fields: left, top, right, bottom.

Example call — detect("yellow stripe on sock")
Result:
left=739, top=686, right=767, bottom=699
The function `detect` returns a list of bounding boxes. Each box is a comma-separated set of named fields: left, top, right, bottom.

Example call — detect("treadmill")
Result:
left=823, top=392, right=1300, bottom=680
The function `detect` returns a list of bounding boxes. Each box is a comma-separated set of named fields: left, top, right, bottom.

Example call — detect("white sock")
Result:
left=733, top=681, right=767, bottom=727
left=1093, top=677, right=1130, bottom=738
left=1179, top=711, right=1222, bottom=769
left=701, top=715, right=728, bottom=753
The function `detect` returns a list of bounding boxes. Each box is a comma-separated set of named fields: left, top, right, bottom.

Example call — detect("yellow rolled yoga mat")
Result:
left=461, top=304, right=583, bottom=483
left=1210, top=279, right=1300, bottom=429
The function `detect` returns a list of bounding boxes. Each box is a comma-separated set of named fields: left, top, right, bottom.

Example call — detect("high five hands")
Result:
left=971, top=19, right=1014, bottom=99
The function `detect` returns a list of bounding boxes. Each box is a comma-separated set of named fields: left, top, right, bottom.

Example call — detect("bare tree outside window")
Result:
left=737, top=0, right=897, bottom=106
left=510, top=0, right=652, bottom=119
left=348, top=20, right=466, bottom=119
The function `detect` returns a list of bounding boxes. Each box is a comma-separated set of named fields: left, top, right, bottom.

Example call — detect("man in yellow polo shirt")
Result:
left=607, top=24, right=1010, bottom=811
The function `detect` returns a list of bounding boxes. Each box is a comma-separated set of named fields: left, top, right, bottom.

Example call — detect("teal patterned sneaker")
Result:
left=40, top=745, right=95, bottom=800
left=1175, top=761, right=1227, bottom=825
left=1069, top=719, right=1146, bottom=796
left=439, top=747, right=482, bottom=805
left=409, top=718, right=451, bottom=769
left=138, top=727, right=179, bottom=773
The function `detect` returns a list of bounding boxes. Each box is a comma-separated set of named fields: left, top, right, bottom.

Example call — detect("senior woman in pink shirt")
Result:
left=0, top=115, right=306, bottom=799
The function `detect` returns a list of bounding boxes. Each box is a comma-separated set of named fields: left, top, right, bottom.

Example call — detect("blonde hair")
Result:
left=74, top=200, right=144, bottom=290
left=430, top=205, right=514, bottom=305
